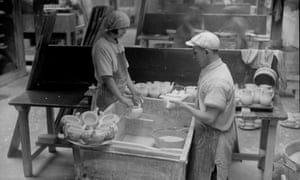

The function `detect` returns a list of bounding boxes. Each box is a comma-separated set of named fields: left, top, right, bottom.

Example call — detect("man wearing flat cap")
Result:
left=171, top=31, right=236, bottom=180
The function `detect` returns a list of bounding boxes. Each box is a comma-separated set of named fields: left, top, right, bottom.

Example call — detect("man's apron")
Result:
left=187, top=75, right=236, bottom=180
left=187, top=122, right=235, bottom=180
left=94, top=51, right=129, bottom=111
left=187, top=123, right=220, bottom=180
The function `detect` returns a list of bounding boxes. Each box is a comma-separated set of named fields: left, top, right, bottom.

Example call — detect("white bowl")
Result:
left=152, top=129, right=186, bottom=149
left=81, top=111, right=99, bottom=129
left=128, top=105, right=143, bottom=118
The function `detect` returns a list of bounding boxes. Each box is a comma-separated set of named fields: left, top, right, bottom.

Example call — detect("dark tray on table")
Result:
left=235, top=102, right=273, bottom=112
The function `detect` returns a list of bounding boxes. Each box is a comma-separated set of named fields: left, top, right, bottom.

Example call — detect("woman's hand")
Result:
left=120, top=96, right=134, bottom=108
left=131, top=90, right=143, bottom=105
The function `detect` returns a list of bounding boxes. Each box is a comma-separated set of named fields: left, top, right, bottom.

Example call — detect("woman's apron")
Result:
left=94, top=51, right=129, bottom=111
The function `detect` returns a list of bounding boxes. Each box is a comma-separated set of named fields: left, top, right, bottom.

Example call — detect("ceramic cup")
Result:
left=259, top=88, right=274, bottom=106
left=149, top=84, right=160, bottom=98
left=81, top=111, right=99, bottom=129
left=129, top=104, right=143, bottom=118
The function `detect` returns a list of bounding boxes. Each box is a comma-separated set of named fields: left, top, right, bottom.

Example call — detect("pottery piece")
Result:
left=135, top=83, right=149, bottom=97
left=149, top=84, right=160, bottom=98
left=185, top=86, right=197, bottom=98
left=259, top=88, right=274, bottom=106
left=81, top=111, right=99, bottom=129
left=61, top=115, right=82, bottom=125
left=253, top=88, right=262, bottom=104
left=239, top=89, right=253, bottom=106
left=128, top=104, right=143, bottom=118
left=245, top=83, right=257, bottom=90
left=160, top=84, right=170, bottom=95
left=259, top=84, right=273, bottom=91
left=100, top=114, right=120, bottom=125
left=65, top=126, right=85, bottom=141
left=153, top=129, right=186, bottom=149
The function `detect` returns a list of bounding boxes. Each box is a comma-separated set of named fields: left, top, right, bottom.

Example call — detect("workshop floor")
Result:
left=0, top=29, right=299, bottom=180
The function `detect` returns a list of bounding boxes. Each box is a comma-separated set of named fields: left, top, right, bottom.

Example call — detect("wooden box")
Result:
left=73, top=97, right=195, bottom=180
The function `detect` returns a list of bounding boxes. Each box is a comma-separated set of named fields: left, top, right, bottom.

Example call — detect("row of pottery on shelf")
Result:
left=236, top=83, right=274, bottom=106
left=62, top=109, right=120, bottom=145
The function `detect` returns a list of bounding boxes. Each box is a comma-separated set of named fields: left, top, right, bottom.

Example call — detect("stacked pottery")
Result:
left=62, top=110, right=120, bottom=145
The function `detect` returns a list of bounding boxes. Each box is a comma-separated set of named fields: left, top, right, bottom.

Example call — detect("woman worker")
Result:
left=92, top=10, right=141, bottom=111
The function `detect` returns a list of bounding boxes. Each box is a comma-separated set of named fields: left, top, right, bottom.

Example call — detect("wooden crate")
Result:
left=73, top=97, right=195, bottom=180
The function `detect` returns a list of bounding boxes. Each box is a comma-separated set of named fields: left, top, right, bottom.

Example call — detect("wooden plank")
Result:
left=26, top=46, right=95, bottom=91
left=46, top=107, right=56, bottom=153
left=139, top=13, right=267, bottom=36
left=232, top=152, right=264, bottom=161
left=76, top=148, right=186, bottom=180
left=162, top=3, right=252, bottom=14
left=26, top=13, right=56, bottom=90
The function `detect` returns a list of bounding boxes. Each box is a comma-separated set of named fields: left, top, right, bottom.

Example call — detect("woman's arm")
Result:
left=126, top=74, right=141, bottom=104
left=103, top=76, right=134, bottom=107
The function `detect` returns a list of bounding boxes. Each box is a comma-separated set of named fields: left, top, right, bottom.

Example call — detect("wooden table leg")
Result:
left=46, top=107, right=56, bottom=153
left=66, top=32, right=72, bottom=45
left=258, top=120, right=269, bottom=170
left=72, top=146, right=83, bottom=180
left=7, top=118, right=22, bottom=157
left=259, top=120, right=278, bottom=180
left=16, top=105, right=33, bottom=177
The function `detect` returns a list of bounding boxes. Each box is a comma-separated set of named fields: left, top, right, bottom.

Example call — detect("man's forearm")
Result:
left=183, top=104, right=218, bottom=125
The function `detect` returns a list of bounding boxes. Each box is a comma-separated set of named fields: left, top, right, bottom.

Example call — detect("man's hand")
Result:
left=169, top=100, right=187, bottom=109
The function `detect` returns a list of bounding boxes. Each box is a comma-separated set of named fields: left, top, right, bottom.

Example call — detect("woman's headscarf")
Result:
left=103, top=10, right=130, bottom=31
left=93, top=10, right=130, bottom=43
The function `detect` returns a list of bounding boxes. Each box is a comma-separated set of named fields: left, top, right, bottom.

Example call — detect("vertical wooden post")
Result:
left=257, top=0, right=266, bottom=14
left=134, top=0, right=147, bottom=45
left=12, top=0, right=26, bottom=68
left=270, top=0, right=284, bottom=49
